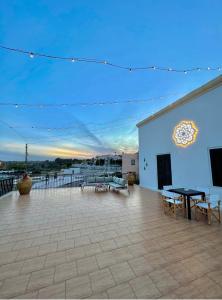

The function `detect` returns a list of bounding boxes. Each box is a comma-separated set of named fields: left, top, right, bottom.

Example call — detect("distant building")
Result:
left=122, top=152, right=139, bottom=178
left=0, top=161, right=5, bottom=170
left=137, top=75, right=222, bottom=197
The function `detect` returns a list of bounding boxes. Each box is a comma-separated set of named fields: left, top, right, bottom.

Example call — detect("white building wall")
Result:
left=138, top=84, right=222, bottom=197
left=122, top=153, right=139, bottom=175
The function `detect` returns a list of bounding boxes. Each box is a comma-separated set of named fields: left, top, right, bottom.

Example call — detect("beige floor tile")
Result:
left=16, top=291, right=38, bottom=299
left=16, top=246, right=40, bottom=261
left=27, top=267, right=55, bottom=291
left=0, top=274, right=30, bottom=298
left=13, top=239, right=33, bottom=250
left=99, top=239, right=118, bottom=251
left=0, top=242, right=15, bottom=253
left=114, top=235, right=132, bottom=247
left=128, top=242, right=147, bottom=257
left=32, top=235, right=51, bottom=246
left=0, top=261, right=24, bottom=280
left=66, top=246, right=86, bottom=262
left=127, top=232, right=144, bottom=243
left=128, top=256, right=153, bottom=276
left=54, top=261, right=77, bottom=283
left=87, top=291, right=108, bottom=299
left=74, top=235, right=91, bottom=247
left=65, top=229, right=81, bottom=239
left=57, top=239, right=74, bottom=251
left=77, top=256, right=98, bottom=275
left=107, top=282, right=135, bottom=299
left=90, top=268, right=115, bottom=294
left=112, top=246, right=133, bottom=263
left=129, top=274, right=161, bottom=298
left=96, top=251, right=116, bottom=268
left=0, top=250, right=18, bottom=266
left=149, top=268, right=179, bottom=294
left=110, top=261, right=135, bottom=284
left=45, top=251, right=67, bottom=267
left=208, top=269, right=222, bottom=286
left=38, top=282, right=65, bottom=299
left=21, top=256, right=46, bottom=274
left=84, top=243, right=102, bottom=256
left=38, top=242, right=58, bottom=256
left=66, top=275, right=92, bottom=298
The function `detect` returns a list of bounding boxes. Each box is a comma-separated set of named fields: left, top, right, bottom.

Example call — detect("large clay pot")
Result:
left=17, top=174, right=32, bottom=195
left=128, top=172, right=136, bottom=185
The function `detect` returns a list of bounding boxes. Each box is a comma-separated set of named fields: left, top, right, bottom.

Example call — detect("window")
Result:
left=131, top=159, right=135, bottom=166
left=210, top=148, right=222, bottom=187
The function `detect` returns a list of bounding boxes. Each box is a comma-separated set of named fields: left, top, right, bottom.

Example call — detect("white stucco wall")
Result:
left=138, top=84, right=222, bottom=197
left=122, top=153, right=139, bottom=175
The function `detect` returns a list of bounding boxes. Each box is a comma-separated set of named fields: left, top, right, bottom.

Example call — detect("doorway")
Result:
left=157, top=154, right=172, bottom=189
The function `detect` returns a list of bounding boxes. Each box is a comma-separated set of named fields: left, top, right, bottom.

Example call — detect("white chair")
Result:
left=163, top=185, right=173, bottom=190
left=162, top=190, right=184, bottom=218
left=195, top=194, right=221, bottom=225
left=191, top=187, right=210, bottom=208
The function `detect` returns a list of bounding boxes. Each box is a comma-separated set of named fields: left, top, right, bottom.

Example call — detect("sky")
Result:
left=0, top=0, right=222, bottom=161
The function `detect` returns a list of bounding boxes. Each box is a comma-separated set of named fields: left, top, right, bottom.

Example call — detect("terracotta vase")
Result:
left=17, top=175, right=32, bottom=195
left=127, top=172, right=136, bottom=185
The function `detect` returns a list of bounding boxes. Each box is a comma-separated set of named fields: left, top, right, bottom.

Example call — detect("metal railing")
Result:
left=31, top=174, right=85, bottom=189
left=0, top=177, right=14, bottom=197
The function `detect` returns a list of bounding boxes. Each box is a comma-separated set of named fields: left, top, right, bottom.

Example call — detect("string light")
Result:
left=0, top=45, right=221, bottom=73
left=0, top=92, right=179, bottom=109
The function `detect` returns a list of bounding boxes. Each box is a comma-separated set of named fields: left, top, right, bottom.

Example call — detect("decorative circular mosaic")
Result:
left=173, top=120, right=198, bottom=147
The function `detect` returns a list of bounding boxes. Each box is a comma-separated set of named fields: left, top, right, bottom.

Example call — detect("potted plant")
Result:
left=17, top=173, right=32, bottom=195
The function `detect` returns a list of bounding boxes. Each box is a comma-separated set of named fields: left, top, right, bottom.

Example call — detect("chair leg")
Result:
left=195, top=207, right=197, bottom=220
left=208, top=209, right=211, bottom=225
left=218, top=207, right=221, bottom=223
left=174, top=205, right=176, bottom=218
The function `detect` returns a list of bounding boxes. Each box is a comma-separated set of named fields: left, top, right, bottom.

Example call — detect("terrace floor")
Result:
left=0, top=186, right=222, bottom=299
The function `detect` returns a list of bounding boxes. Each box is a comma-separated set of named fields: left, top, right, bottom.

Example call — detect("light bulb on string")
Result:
left=29, top=52, right=34, bottom=59
left=15, top=104, right=18, bottom=108
left=71, top=58, right=75, bottom=63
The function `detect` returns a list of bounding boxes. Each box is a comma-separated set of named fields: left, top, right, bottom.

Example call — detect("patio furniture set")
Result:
left=81, top=176, right=130, bottom=194
left=161, top=186, right=221, bottom=225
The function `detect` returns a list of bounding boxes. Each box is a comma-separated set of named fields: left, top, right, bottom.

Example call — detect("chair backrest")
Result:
left=209, top=194, right=220, bottom=206
left=196, top=187, right=210, bottom=196
left=161, top=190, right=177, bottom=199
left=163, top=185, right=173, bottom=190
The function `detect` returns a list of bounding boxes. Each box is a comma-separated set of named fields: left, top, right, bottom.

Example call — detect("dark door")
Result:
left=209, top=148, right=222, bottom=187
left=157, top=154, right=172, bottom=189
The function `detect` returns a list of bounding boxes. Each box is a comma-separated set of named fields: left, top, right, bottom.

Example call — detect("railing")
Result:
left=0, top=177, right=14, bottom=197
left=31, top=174, right=84, bottom=189
left=31, top=173, right=125, bottom=189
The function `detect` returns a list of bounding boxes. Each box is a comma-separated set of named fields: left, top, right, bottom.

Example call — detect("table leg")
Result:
left=187, top=196, right=191, bottom=220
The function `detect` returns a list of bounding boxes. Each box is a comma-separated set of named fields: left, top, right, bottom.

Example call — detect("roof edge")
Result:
left=136, top=75, right=222, bottom=128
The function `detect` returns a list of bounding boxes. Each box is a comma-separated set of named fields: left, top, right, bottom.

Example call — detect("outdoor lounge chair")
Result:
left=108, top=176, right=129, bottom=194
left=195, top=194, right=221, bottom=225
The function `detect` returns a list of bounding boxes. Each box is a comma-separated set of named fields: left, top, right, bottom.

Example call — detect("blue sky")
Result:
left=0, top=0, right=222, bottom=160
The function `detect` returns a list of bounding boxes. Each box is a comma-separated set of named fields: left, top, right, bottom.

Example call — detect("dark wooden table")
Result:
left=168, top=188, right=205, bottom=220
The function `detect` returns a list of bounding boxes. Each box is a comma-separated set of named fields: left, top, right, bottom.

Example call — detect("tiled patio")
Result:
left=0, top=186, right=222, bottom=299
